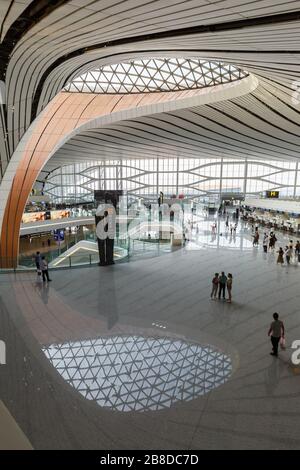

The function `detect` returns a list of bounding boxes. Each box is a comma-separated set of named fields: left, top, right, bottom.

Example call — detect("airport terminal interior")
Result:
left=1, top=0, right=300, bottom=451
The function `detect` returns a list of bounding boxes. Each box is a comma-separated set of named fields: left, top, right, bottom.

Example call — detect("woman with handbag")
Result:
left=226, top=273, right=233, bottom=303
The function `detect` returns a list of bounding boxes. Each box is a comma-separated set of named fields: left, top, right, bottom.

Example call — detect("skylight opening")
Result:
left=65, top=58, right=248, bottom=95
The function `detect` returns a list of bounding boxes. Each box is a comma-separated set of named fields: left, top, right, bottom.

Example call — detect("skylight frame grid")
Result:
left=64, top=58, right=248, bottom=94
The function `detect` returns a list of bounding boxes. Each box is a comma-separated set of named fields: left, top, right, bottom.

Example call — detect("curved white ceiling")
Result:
left=40, top=73, right=258, bottom=175
left=44, top=74, right=300, bottom=174
left=1, top=1, right=300, bottom=179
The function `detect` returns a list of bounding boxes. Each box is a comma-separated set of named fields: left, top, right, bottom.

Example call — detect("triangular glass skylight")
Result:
left=65, top=58, right=248, bottom=94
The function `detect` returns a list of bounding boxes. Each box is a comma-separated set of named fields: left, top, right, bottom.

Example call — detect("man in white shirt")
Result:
left=41, top=256, right=52, bottom=282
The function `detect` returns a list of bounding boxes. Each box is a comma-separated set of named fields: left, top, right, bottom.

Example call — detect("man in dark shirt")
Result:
left=268, top=312, right=285, bottom=357
left=35, top=251, right=42, bottom=271
left=218, top=272, right=227, bottom=300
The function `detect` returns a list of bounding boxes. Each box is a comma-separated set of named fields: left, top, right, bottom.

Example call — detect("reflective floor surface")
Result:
left=43, top=336, right=232, bottom=412
left=1, top=217, right=300, bottom=449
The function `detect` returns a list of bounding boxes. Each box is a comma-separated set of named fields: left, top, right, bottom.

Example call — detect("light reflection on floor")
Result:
left=185, top=217, right=253, bottom=251
left=43, top=335, right=232, bottom=412
left=184, top=215, right=300, bottom=252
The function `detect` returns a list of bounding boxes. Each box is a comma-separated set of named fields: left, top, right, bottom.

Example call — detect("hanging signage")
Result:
left=53, top=229, right=65, bottom=241
left=266, top=191, right=279, bottom=199
left=22, top=211, right=46, bottom=223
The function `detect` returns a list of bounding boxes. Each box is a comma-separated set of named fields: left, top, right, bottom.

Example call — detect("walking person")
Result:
left=277, top=247, right=284, bottom=265
left=284, top=245, right=292, bottom=265
left=263, top=233, right=268, bottom=253
left=252, top=231, right=259, bottom=246
left=289, top=240, right=294, bottom=263
left=41, top=256, right=52, bottom=282
left=218, top=272, right=227, bottom=300
left=295, top=240, right=300, bottom=263
left=210, top=273, right=219, bottom=300
left=269, top=232, right=275, bottom=251
left=35, top=251, right=42, bottom=276
left=226, top=273, right=233, bottom=303
left=272, top=233, right=277, bottom=250
left=268, top=312, right=285, bottom=357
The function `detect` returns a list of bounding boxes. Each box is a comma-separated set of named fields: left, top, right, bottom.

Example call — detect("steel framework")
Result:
left=44, top=158, right=299, bottom=204
left=64, top=58, right=248, bottom=94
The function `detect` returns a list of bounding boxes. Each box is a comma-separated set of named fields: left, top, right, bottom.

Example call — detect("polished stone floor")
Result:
left=1, top=218, right=300, bottom=449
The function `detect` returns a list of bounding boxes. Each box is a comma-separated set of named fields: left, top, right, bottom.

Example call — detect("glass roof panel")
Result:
left=65, top=58, right=248, bottom=94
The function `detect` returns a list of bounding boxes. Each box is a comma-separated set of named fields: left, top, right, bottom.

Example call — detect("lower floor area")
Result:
left=0, top=231, right=300, bottom=449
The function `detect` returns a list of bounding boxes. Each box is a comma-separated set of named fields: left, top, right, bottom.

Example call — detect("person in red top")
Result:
left=210, top=273, right=219, bottom=300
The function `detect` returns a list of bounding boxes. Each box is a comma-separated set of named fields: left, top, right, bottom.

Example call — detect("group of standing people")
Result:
left=253, top=226, right=300, bottom=266
left=252, top=224, right=300, bottom=265
left=252, top=227, right=278, bottom=249
left=262, top=231, right=277, bottom=251
left=276, top=239, right=300, bottom=265
left=225, top=215, right=238, bottom=235
left=34, top=251, right=52, bottom=282
left=211, top=272, right=233, bottom=303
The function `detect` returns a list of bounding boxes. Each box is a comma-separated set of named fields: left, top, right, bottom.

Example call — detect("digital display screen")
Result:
left=22, top=209, right=70, bottom=224
left=54, top=229, right=65, bottom=241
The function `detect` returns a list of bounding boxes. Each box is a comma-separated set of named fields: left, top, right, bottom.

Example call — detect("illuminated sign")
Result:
left=22, top=210, right=70, bottom=224
left=266, top=191, right=279, bottom=198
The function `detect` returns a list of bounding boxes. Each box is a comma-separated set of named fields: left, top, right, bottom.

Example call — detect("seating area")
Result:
left=242, top=207, right=300, bottom=235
